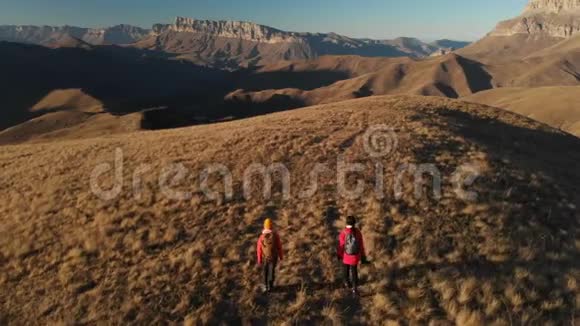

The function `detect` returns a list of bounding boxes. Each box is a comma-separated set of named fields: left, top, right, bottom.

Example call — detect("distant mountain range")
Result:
left=1, top=0, right=578, bottom=145
left=0, top=24, right=149, bottom=47
left=0, top=18, right=470, bottom=68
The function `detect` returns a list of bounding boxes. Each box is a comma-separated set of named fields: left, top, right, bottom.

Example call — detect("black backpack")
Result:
left=344, top=230, right=359, bottom=255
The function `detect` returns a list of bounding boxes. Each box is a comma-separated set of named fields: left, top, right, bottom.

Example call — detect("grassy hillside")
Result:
left=464, top=86, right=580, bottom=137
left=0, top=95, right=579, bottom=324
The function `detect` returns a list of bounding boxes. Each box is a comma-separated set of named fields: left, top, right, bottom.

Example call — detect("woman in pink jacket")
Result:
left=337, top=216, right=367, bottom=295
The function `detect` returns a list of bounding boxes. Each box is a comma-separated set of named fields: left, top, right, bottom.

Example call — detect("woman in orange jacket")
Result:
left=256, top=218, right=283, bottom=293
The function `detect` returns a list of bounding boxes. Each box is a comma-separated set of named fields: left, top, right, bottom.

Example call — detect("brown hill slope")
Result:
left=1, top=95, right=579, bottom=324
left=227, top=54, right=492, bottom=110
left=484, top=52, right=580, bottom=88
left=235, top=48, right=579, bottom=109
left=457, top=34, right=562, bottom=63
left=0, top=110, right=143, bottom=145
left=29, top=88, right=104, bottom=113
left=525, top=33, right=580, bottom=58
left=464, top=86, right=580, bottom=136
left=0, top=89, right=142, bottom=145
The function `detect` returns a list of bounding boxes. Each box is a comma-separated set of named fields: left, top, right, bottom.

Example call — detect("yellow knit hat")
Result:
left=264, top=218, right=272, bottom=230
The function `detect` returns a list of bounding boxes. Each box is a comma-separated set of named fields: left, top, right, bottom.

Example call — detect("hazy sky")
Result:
left=1, top=0, right=529, bottom=41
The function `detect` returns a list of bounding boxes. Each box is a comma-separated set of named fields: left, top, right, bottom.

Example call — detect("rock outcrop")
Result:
left=152, top=17, right=300, bottom=44
left=429, top=48, right=454, bottom=57
left=490, top=0, right=580, bottom=38
left=525, top=0, right=580, bottom=13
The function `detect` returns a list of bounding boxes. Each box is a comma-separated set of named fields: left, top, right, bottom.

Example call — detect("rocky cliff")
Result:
left=152, top=17, right=300, bottom=44
left=139, top=17, right=470, bottom=68
left=525, top=0, right=580, bottom=13
left=490, top=0, right=580, bottom=38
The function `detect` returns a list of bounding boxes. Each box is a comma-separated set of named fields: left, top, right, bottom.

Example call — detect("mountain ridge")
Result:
left=0, top=17, right=469, bottom=68
left=137, top=17, right=469, bottom=67
left=0, top=24, right=150, bottom=45
left=151, top=17, right=297, bottom=43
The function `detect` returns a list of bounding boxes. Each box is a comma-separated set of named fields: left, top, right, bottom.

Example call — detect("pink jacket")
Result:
left=337, top=228, right=366, bottom=266
left=256, top=230, right=283, bottom=265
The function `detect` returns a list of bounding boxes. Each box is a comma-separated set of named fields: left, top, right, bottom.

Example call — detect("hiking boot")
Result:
left=262, top=285, right=269, bottom=294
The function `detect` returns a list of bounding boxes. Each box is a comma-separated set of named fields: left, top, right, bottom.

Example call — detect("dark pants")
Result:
left=343, top=264, right=358, bottom=289
left=263, top=261, right=277, bottom=288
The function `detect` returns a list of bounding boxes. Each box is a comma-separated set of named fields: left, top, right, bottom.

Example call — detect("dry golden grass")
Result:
left=464, top=86, right=580, bottom=137
left=0, top=95, right=579, bottom=324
